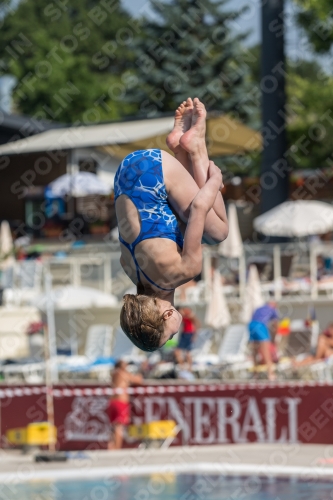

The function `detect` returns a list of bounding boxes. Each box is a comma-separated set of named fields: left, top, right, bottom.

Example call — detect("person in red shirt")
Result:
left=174, top=307, right=200, bottom=368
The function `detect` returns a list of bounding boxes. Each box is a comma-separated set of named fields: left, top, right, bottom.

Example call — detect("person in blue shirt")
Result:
left=249, top=301, right=279, bottom=380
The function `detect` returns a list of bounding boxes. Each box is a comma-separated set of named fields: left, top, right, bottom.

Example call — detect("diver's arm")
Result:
left=180, top=162, right=222, bottom=277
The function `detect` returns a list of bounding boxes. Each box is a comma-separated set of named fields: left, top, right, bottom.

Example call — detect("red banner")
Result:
left=1, top=383, right=333, bottom=450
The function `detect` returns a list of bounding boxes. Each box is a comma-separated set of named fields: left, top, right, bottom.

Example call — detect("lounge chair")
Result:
left=85, top=324, right=113, bottom=362
left=2, top=361, right=45, bottom=384
left=192, top=328, right=213, bottom=357
left=215, top=324, right=252, bottom=380
left=284, top=320, right=312, bottom=358
left=4, top=260, right=43, bottom=306
left=111, top=326, right=145, bottom=363
left=191, top=328, right=219, bottom=375
left=218, top=324, right=249, bottom=363
left=57, top=324, right=115, bottom=380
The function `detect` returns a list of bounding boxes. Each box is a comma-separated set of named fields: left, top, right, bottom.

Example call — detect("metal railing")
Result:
left=4, top=241, right=332, bottom=304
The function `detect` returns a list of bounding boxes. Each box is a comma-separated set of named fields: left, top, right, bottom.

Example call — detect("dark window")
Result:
left=79, top=158, right=97, bottom=174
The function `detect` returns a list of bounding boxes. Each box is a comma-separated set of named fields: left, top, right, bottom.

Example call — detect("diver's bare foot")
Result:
left=166, top=97, right=193, bottom=153
left=179, top=97, right=207, bottom=154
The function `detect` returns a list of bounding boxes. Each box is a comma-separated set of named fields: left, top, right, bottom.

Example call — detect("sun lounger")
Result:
left=111, top=326, right=145, bottom=363
left=218, top=324, right=249, bottom=363
left=56, top=325, right=115, bottom=380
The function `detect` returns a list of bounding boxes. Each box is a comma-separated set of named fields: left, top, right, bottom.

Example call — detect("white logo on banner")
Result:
left=64, top=396, right=109, bottom=441
left=140, top=396, right=302, bottom=445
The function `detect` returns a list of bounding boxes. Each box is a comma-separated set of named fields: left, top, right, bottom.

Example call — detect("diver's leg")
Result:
left=180, top=98, right=208, bottom=187
left=162, top=148, right=228, bottom=244
left=180, top=98, right=228, bottom=236
left=166, top=98, right=193, bottom=173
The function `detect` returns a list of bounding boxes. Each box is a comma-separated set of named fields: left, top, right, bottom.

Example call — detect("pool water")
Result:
left=1, top=474, right=333, bottom=499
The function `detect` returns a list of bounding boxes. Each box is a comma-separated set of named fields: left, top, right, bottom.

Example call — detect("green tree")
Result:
left=125, top=0, right=255, bottom=121
left=287, top=61, right=333, bottom=170
left=295, top=0, right=333, bottom=53
left=247, top=45, right=333, bottom=170
left=0, top=0, right=136, bottom=122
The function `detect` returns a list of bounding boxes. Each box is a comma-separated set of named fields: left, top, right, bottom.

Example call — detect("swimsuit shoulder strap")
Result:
left=134, top=258, right=175, bottom=292
left=119, top=236, right=141, bottom=286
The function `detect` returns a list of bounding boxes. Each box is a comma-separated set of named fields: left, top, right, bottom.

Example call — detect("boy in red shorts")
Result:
left=108, top=360, right=143, bottom=450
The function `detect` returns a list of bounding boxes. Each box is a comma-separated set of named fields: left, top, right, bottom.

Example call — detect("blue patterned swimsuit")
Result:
left=114, top=149, right=183, bottom=291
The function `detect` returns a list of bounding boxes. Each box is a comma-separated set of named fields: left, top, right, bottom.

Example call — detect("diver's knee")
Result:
left=203, top=226, right=229, bottom=245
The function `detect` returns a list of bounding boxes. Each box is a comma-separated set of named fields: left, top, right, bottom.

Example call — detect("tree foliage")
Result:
left=0, top=0, right=136, bottom=122
left=0, top=0, right=259, bottom=125
left=125, top=0, right=255, bottom=121
left=295, top=0, right=333, bottom=53
left=287, top=60, right=333, bottom=170
left=247, top=45, right=333, bottom=170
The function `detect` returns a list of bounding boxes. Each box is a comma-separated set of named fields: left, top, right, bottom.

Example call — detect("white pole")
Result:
left=72, top=260, right=80, bottom=287
left=0, top=395, right=2, bottom=450
left=104, top=257, right=112, bottom=295
left=44, top=272, right=57, bottom=453
left=273, top=245, right=282, bottom=301
left=310, top=244, right=318, bottom=299
left=239, top=252, right=246, bottom=300
left=69, top=311, right=77, bottom=356
left=44, top=273, right=58, bottom=383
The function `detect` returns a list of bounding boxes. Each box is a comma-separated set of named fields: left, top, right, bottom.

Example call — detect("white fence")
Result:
left=2, top=241, right=333, bottom=306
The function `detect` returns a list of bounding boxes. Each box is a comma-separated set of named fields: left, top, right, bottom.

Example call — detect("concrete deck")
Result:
left=0, top=444, right=333, bottom=482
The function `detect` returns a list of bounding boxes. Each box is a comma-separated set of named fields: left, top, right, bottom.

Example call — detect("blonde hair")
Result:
left=120, top=285, right=165, bottom=352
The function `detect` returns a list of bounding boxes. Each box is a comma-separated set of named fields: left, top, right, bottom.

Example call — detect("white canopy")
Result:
left=33, top=286, right=118, bottom=311
left=0, top=114, right=261, bottom=157
left=253, top=200, right=333, bottom=237
left=205, top=270, right=231, bottom=329
left=47, top=172, right=111, bottom=198
left=218, top=204, right=243, bottom=258
left=0, top=117, right=174, bottom=155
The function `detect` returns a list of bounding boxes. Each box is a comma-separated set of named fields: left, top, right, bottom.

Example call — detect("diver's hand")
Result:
left=192, top=161, right=222, bottom=213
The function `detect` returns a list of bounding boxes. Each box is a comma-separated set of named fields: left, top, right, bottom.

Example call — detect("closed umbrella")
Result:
left=218, top=204, right=246, bottom=298
left=218, top=204, right=243, bottom=258
left=47, top=172, right=111, bottom=198
left=0, top=221, right=15, bottom=285
left=0, top=221, right=14, bottom=268
left=253, top=200, right=333, bottom=237
left=240, top=265, right=264, bottom=323
left=205, top=270, right=231, bottom=329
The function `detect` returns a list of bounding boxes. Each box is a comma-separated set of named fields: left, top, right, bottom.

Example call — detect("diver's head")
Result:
left=120, top=286, right=182, bottom=352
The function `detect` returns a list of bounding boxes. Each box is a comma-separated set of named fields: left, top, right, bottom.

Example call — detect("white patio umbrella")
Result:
left=33, top=285, right=118, bottom=311
left=240, top=265, right=265, bottom=323
left=253, top=200, right=333, bottom=237
left=205, top=269, right=231, bottom=329
left=47, top=172, right=111, bottom=198
left=218, top=204, right=243, bottom=258
left=0, top=220, right=15, bottom=270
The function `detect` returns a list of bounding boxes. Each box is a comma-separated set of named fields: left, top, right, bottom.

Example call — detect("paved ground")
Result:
left=0, top=444, right=333, bottom=482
